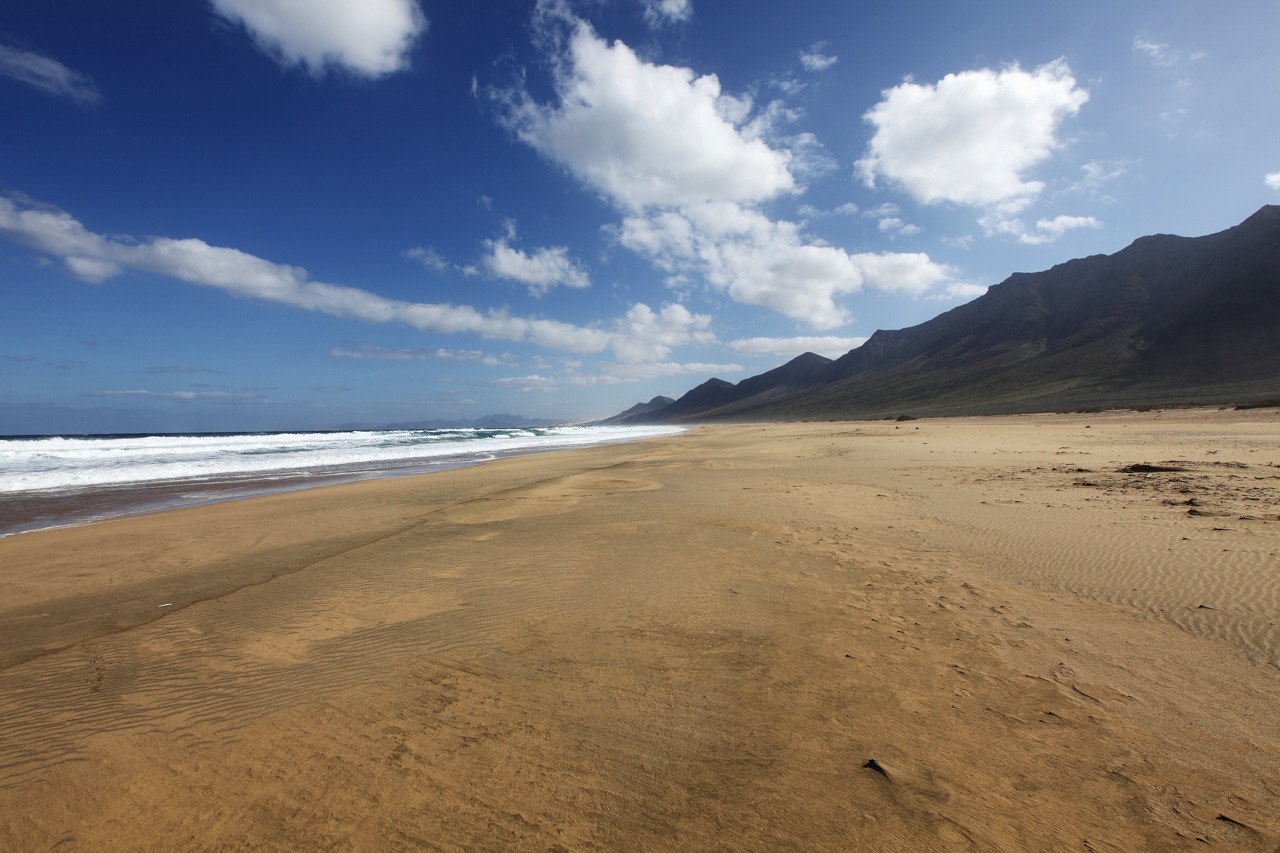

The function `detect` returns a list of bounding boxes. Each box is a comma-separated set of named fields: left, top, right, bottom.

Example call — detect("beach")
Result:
left=1, top=410, right=1278, bottom=850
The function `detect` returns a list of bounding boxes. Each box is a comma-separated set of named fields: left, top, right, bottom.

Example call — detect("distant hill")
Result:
left=614, top=205, right=1280, bottom=423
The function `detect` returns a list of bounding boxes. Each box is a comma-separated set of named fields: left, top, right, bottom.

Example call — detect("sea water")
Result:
left=0, top=425, right=683, bottom=537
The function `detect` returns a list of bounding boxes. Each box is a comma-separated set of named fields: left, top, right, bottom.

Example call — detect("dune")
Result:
left=1, top=409, right=1277, bottom=850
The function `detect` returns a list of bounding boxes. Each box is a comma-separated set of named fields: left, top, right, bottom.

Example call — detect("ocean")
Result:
left=0, top=424, right=683, bottom=537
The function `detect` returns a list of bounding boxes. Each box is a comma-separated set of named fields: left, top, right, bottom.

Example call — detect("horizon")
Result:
left=3, top=1, right=1278, bottom=434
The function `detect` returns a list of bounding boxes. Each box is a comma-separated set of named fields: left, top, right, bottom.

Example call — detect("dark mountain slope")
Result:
left=630, top=205, right=1280, bottom=422
left=598, top=396, right=675, bottom=425
left=644, top=351, right=832, bottom=421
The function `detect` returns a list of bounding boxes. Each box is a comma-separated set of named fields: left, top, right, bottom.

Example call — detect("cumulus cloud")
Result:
left=856, top=60, right=1089, bottom=211
left=498, top=11, right=954, bottom=328
left=935, top=282, right=989, bottom=301
left=0, top=193, right=709, bottom=361
left=210, top=0, right=426, bottom=78
left=877, top=217, right=920, bottom=237
left=620, top=202, right=952, bottom=329
left=1266, top=172, right=1280, bottom=191
left=1027, top=214, right=1101, bottom=243
left=608, top=303, right=715, bottom=363
left=800, top=42, right=838, bottom=72
left=0, top=45, right=102, bottom=105
left=980, top=212, right=1101, bottom=245
left=482, top=240, right=590, bottom=296
left=850, top=251, right=952, bottom=293
left=499, top=18, right=795, bottom=210
left=620, top=203, right=859, bottom=328
left=729, top=336, right=865, bottom=358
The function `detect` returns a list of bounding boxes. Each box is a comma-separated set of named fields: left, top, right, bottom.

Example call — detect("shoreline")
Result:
left=2, top=411, right=1278, bottom=850
left=0, top=426, right=684, bottom=538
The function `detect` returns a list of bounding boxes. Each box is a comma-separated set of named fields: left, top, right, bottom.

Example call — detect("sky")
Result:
left=2, top=0, right=1278, bottom=434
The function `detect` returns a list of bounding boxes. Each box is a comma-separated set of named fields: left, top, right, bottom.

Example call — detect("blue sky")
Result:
left=2, top=0, right=1278, bottom=433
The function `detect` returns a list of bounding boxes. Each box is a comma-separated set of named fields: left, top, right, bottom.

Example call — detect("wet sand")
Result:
left=1, top=410, right=1278, bottom=850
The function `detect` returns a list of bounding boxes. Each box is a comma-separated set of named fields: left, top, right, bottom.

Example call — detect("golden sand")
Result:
left=1, top=410, right=1278, bottom=850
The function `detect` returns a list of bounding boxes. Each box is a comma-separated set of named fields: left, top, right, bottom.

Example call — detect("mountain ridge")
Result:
left=612, top=205, right=1280, bottom=423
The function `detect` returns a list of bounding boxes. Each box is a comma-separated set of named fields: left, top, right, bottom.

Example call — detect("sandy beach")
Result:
left=1, top=410, right=1278, bottom=851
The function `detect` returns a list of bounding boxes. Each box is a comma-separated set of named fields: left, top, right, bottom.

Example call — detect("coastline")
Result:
left=0, top=425, right=683, bottom=538
left=2, top=411, right=1278, bottom=850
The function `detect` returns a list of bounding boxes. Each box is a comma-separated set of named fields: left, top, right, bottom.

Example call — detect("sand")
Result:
left=1, top=409, right=1278, bottom=851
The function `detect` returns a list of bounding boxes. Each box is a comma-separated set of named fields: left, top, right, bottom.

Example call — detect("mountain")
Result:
left=618, top=205, right=1280, bottom=423
left=598, top=396, right=676, bottom=424
left=657, top=351, right=835, bottom=419
left=604, top=352, right=834, bottom=424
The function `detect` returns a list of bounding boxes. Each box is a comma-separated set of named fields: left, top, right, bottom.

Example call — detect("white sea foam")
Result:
left=0, top=425, right=683, bottom=494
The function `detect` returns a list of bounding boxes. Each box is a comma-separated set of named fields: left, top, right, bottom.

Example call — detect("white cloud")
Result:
left=852, top=251, right=952, bottom=294
left=800, top=43, right=837, bottom=72
left=877, top=217, right=920, bottom=237
left=620, top=202, right=952, bottom=328
left=489, top=374, right=558, bottom=393
left=865, top=202, right=920, bottom=235
left=1030, top=214, right=1101, bottom=242
left=621, top=203, right=856, bottom=328
left=65, top=255, right=124, bottom=282
left=935, top=282, right=989, bottom=301
left=856, top=60, right=1089, bottom=211
left=500, top=19, right=795, bottom=210
left=1133, top=37, right=1176, bottom=67
left=640, top=0, right=692, bottom=26
left=1266, top=172, right=1280, bottom=191
left=331, top=345, right=514, bottom=365
left=402, top=245, right=449, bottom=272
left=982, top=212, right=1100, bottom=245
left=84, top=389, right=268, bottom=402
left=0, top=193, right=711, bottom=359
left=498, top=11, right=954, bottom=330
left=0, top=45, right=102, bottom=105
left=1070, top=159, right=1128, bottom=197
left=793, top=202, right=855, bottom=219
left=1133, top=36, right=1203, bottom=69
left=608, top=303, right=714, bottom=363
left=482, top=240, right=590, bottom=296
left=565, top=360, right=742, bottom=386
left=729, top=336, right=865, bottom=358
left=210, top=0, right=426, bottom=78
